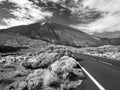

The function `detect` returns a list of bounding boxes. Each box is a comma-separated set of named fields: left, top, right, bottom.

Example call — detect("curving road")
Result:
left=73, top=53, right=120, bottom=90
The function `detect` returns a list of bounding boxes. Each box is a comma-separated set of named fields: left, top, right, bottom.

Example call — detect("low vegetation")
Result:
left=72, top=45, right=120, bottom=61
left=0, top=45, right=84, bottom=90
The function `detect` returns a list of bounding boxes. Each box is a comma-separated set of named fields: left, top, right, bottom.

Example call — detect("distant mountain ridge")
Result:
left=94, top=31, right=120, bottom=38
left=0, top=22, right=119, bottom=48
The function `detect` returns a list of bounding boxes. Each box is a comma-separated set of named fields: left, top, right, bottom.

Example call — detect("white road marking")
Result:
left=99, top=61, right=112, bottom=66
left=76, top=62, right=106, bottom=90
left=81, top=67, right=106, bottom=90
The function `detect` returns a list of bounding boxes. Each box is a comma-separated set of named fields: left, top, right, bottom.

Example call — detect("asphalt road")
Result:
left=73, top=53, right=120, bottom=90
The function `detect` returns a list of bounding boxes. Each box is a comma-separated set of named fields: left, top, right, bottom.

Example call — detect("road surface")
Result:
left=73, top=53, right=120, bottom=90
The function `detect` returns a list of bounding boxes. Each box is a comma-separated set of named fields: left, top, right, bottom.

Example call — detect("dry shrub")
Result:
left=19, top=45, right=84, bottom=90
left=25, top=56, right=84, bottom=90
left=22, top=52, right=59, bottom=69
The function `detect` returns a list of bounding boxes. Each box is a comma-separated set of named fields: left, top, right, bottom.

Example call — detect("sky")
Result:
left=0, top=0, right=120, bottom=37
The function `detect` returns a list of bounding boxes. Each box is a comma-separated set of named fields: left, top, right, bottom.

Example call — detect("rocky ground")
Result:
left=0, top=45, right=84, bottom=90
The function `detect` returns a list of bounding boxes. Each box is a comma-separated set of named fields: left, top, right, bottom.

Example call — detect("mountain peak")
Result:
left=0, top=22, right=105, bottom=47
left=41, top=21, right=51, bottom=25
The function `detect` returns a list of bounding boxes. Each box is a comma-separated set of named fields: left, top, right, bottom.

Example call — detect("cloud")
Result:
left=32, top=0, right=80, bottom=8
left=0, top=25, right=8, bottom=29
left=1, top=0, right=100, bottom=29
left=32, top=0, right=102, bottom=24
left=70, top=7, right=102, bottom=24
left=0, top=0, right=53, bottom=28
left=0, top=0, right=5, bottom=3
left=70, top=0, right=120, bottom=34
left=83, top=0, right=120, bottom=12
left=71, top=13, right=120, bottom=33
left=1, top=0, right=120, bottom=35
left=86, top=14, right=120, bottom=33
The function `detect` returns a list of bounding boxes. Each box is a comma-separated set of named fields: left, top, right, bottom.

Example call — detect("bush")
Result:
left=21, top=56, right=84, bottom=90
left=20, top=45, right=84, bottom=90
left=27, top=69, right=45, bottom=90
left=22, top=52, right=59, bottom=69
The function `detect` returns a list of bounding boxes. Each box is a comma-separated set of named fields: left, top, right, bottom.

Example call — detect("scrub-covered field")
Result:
left=0, top=45, right=84, bottom=90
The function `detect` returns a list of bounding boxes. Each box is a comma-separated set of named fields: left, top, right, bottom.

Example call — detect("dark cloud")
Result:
left=70, top=7, right=102, bottom=24
left=1, top=0, right=116, bottom=36
left=0, top=1, right=16, bottom=25
left=29, top=0, right=102, bottom=25
left=0, top=1, right=16, bottom=9
left=0, top=0, right=53, bottom=28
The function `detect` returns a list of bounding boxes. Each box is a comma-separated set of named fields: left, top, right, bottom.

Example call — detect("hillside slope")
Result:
left=101, top=38, right=120, bottom=45
left=0, top=22, right=104, bottom=47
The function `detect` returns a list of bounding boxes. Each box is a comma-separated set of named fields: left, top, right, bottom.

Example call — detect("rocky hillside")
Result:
left=0, top=22, right=104, bottom=48
left=101, top=38, right=120, bottom=45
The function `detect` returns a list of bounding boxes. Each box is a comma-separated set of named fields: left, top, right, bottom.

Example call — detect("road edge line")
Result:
left=99, top=61, right=112, bottom=66
left=76, top=62, right=106, bottom=90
